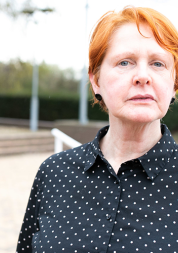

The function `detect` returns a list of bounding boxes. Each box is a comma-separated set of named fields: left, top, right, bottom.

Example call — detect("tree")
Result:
left=0, top=0, right=54, bottom=18
left=0, top=59, right=80, bottom=97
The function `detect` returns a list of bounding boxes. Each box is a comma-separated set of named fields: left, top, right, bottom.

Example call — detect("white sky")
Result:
left=0, top=0, right=178, bottom=71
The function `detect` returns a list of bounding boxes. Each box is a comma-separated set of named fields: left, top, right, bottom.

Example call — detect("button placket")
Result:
left=106, top=214, right=111, bottom=220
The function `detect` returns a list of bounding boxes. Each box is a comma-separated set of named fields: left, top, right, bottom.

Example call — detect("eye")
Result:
left=153, top=62, right=163, bottom=67
left=119, top=61, right=129, bottom=66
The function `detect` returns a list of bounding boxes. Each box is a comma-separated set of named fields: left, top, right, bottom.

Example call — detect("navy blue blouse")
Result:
left=16, top=124, right=178, bottom=253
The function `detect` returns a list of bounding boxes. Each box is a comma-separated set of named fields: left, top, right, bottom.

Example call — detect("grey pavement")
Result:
left=0, top=151, right=53, bottom=253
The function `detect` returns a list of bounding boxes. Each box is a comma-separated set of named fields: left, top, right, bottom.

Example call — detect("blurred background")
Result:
left=1, top=0, right=178, bottom=252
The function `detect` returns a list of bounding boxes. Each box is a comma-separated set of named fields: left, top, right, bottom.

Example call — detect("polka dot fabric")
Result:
left=16, top=124, right=178, bottom=253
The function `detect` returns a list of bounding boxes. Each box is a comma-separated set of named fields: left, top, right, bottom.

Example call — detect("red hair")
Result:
left=89, top=6, right=178, bottom=111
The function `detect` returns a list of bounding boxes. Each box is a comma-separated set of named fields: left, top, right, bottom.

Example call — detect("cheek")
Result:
left=156, top=82, right=174, bottom=112
left=103, top=81, right=126, bottom=100
left=100, top=72, right=127, bottom=93
left=104, top=86, right=128, bottom=113
left=165, top=83, right=175, bottom=99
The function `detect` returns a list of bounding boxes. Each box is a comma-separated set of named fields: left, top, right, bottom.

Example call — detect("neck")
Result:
left=100, top=119, right=162, bottom=173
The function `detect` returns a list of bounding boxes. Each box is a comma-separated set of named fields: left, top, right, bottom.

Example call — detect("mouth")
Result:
left=129, top=94, right=155, bottom=102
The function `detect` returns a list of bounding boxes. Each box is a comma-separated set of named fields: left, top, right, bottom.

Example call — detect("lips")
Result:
left=129, top=94, right=154, bottom=101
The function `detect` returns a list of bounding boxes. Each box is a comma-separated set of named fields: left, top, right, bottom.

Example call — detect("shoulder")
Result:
left=36, top=124, right=109, bottom=178
left=39, top=142, right=92, bottom=175
left=172, top=143, right=178, bottom=157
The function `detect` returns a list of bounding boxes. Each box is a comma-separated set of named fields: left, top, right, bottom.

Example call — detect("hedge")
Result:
left=0, top=95, right=108, bottom=122
left=1, top=95, right=178, bottom=131
left=161, top=104, right=178, bottom=132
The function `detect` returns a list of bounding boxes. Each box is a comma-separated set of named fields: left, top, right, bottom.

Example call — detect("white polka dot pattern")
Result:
left=16, top=124, right=178, bottom=253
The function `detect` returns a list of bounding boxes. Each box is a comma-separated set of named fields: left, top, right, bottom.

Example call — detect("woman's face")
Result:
left=90, top=22, right=175, bottom=124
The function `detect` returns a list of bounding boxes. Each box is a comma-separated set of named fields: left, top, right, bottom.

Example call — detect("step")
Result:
left=0, top=130, right=55, bottom=156
left=0, top=137, right=54, bottom=148
left=0, top=144, right=54, bottom=156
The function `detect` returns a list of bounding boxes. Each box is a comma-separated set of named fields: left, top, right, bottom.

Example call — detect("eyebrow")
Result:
left=148, top=52, right=170, bottom=58
left=112, top=52, right=136, bottom=59
left=111, top=51, right=170, bottom=60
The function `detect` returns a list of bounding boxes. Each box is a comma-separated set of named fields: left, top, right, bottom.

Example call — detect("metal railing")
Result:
left=51, top=128, right=82, bottom=153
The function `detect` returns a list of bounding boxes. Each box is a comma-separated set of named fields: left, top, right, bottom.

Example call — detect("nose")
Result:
left=133, top=65, right=152, bottom=85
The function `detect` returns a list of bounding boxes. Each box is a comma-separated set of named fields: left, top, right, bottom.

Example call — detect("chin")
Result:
left=131, top=117, right=157, bottom=124
left=111, top=107, right=164, bottom=124
left=126, top=113, right=162, bottom=124
left=119, top=110, right=162, bottom=124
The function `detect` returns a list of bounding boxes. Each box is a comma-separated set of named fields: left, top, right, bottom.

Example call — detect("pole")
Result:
left=79, top=0, right=89, bottom=125
left=30, top=62, right=39, bottom=131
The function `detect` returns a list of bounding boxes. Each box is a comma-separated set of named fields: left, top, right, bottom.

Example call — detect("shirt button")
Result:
left=106, top=214, right=111, bottom=220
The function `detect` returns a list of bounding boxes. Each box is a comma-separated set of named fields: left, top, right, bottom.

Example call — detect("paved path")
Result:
left=0, top=152, right=53, bottom=253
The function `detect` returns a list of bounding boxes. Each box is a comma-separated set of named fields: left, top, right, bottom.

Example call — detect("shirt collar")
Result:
left=84, top=126, right=109, bottom=171
left=138, top=124, right=176, bottom=180
left=84, top=124, right=176, bottom=180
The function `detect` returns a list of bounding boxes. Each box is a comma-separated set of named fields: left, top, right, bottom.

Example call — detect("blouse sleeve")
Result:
left=16, top=166, right=44, bottom=253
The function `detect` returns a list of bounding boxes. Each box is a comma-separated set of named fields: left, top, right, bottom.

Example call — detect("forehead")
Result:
left=107, top=22, right=171, bottom=57
left=114, top=22, right=152, bottom=41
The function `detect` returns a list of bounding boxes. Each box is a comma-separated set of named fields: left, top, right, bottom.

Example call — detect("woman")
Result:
left=17, top=6, right=178, bottom=253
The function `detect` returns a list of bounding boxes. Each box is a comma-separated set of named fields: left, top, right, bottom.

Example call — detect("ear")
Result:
left=89, top=72, right=100, bottom=95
